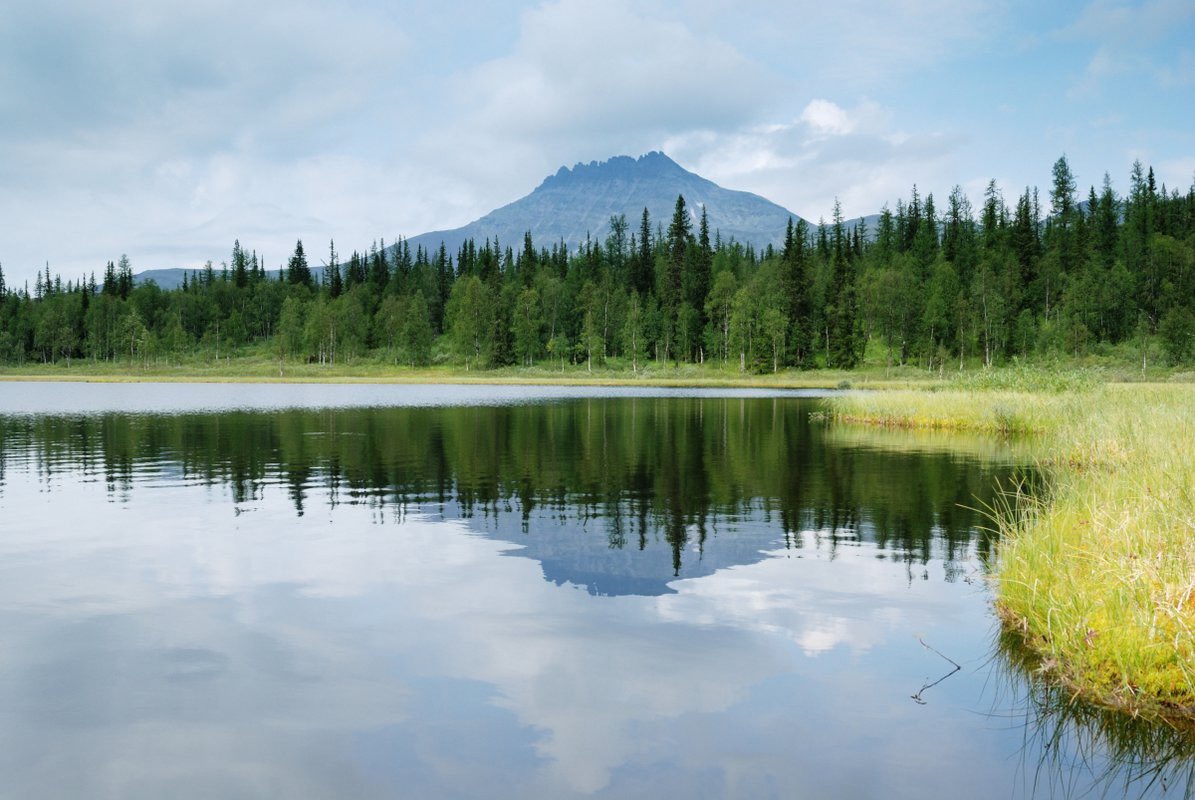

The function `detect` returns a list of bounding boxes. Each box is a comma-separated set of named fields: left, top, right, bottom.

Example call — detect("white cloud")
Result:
left=682, top=0, right=998, bottom=90
left=0, top=0, right=412, bottom=281
left=665, top=99, right=963, bottom=221
left=458, top=0, right=768, bottom=139
left=800, top=100, right=857, bottom=137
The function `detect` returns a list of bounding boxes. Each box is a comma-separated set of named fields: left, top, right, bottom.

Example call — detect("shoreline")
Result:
left=827, top=382, right=1195, bottom=727
left=0, top=364, right=925, bottom=390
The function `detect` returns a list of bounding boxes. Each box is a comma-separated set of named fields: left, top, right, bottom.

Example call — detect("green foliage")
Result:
left=949, top=361, right=1102, bottom=393
left=400, top=292, right=433, bottom=367
left=1, top=157, right=1194, bottom=375
left=447, top=275, right=493, bottom=369
left=1159, top=306, right=1195, bottom=364
left=513, top=286, right=542, bottom=366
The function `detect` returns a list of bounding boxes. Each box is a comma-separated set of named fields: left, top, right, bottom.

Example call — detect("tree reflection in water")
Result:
left=0, top=397, right=1016, bottom=590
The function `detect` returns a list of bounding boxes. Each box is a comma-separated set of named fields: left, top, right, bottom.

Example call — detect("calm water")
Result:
left=0, top=382, right=1190, bottom=799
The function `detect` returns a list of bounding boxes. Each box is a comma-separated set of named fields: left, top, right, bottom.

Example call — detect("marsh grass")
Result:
left=830, top=388, right=1084, bottom=435
left=830, top=379, right=1195, bottom=723
left=995, top=627, right=1195, bottom=798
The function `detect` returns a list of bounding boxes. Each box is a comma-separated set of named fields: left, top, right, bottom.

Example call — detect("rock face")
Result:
left=404, top=152, right=805, bottom=256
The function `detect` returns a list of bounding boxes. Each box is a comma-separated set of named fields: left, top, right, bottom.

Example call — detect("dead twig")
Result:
left=911, top=637, right=962, bottom=705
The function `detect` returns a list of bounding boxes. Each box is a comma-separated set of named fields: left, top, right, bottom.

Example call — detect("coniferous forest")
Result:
left=2, top=156, right=1193, bottom=372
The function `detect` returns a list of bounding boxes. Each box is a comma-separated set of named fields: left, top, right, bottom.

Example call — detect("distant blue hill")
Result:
left=135, top=266, right=325, bottom=291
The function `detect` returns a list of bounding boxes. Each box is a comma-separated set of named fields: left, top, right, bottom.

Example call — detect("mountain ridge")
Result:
left=136, top=153, right=875, bottom=289
left=402, top=152, right=806, bottom=258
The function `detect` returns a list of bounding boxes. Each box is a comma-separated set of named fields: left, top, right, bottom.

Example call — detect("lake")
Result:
left=0, top=382, right=1189, bottom=799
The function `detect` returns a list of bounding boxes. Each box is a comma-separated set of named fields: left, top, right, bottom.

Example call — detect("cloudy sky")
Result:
left=2, top=0, right=1193, bottom=288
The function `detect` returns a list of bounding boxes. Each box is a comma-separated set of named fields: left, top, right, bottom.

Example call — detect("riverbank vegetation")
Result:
left=829, top=376, right=1195, bottom=725
left=1, top=157, right=1192, bottom=376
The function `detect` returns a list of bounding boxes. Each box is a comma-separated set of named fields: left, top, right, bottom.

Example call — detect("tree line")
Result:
left=1, top=156, right=1193, bottom=371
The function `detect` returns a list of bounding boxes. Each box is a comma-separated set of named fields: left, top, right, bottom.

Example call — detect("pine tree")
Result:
left=117, top=255, right=133, bottom=299
left=631, top=207, right=653, bottom=296
left=232, top=240, right=248, bottom=289
left=664, top=195, right=690, bottom=314
left=327, top=240, right=343, bottom=299
left=287, top=240, right=312, bottom=288
left=690, top=205, right=712, bottom=337
left=782, top=218, right=813, bottom=366
left=370, top=239, right=389, bottom=287
left=981, top=180, right=1005, bottom=251
left=827, top=201, right=859, bottom=368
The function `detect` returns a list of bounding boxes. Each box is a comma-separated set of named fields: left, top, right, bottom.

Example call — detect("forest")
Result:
left=1, top=156, right=1193, bottom=372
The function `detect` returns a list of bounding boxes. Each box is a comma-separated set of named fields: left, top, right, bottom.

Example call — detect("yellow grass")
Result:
left=830, top=380, right=1195, bottom=723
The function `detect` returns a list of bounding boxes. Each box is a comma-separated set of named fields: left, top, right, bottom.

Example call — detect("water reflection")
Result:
left=0, top=390, right=1188, bottom=798
left=996, top=629, right=1195, bottom=799
left=0, top=398, right=1010, bottom=592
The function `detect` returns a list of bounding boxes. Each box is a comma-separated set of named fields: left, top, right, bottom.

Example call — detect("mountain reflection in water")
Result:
left=0, top=397, right=1010, bottom=594
left=0, top=387, right=1187, bottom=799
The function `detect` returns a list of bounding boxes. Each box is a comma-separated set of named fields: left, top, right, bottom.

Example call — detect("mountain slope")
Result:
left=404, top=152, right=805, bottom=256
left=136, top=152, right=847, bottom=288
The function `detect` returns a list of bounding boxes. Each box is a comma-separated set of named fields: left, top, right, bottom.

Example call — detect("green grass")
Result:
left=829, top=375, right=1195, bottom=724
left=0, top=351, right=939, bottom=389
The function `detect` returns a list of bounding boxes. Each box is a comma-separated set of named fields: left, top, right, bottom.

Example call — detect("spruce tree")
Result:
left=631, top=207, right=653, bottom=296
left=327, top=240, right=343, bottom=298
left=664, top=194, right=690, bottom=314
left=232, top=240, right=248, bottom=289
left=117, top=255, right=133, bottom=299
left=690, top=206, right=712, bottom=334
left=782, top=218, right=812, bottom=366
left=827, top=201, right=859, bottom=368
left=287, top=240, right=312, bottom=288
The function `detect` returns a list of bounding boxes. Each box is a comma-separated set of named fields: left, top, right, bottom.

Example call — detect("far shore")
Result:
left=0, top=362, right=922, bottom=390
left=3, top=356, right=1192, bottom=390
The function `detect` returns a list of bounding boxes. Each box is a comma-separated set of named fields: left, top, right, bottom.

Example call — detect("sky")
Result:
left=1, top=0, right=1193, bottom=288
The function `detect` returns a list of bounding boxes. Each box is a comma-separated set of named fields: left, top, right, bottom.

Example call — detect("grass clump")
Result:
left=827, top=382, right=1195, bottom=723
left=996, top=386, right=1195, bottom=721
left=829, top=387, right=1087, bottom=435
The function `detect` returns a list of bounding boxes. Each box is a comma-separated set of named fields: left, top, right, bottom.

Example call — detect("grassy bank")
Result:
left=0, top=354, right=939, bottom=389
left=830, top=376, right=1195, bottom=724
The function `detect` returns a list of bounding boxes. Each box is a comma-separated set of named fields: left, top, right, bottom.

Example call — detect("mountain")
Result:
left=134, top=269, right=195, bottom=290
left=136, top=152, right=858, bottom=288
left=404, top=152, right=805, bottom=257
left=134, top=265, right=325, bottom=291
